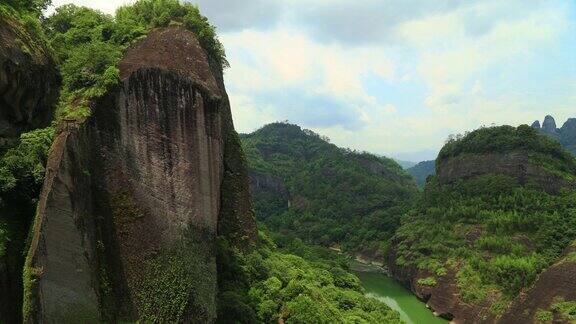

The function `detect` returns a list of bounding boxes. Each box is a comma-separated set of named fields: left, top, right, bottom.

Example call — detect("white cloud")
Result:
left=44, top=0, right=576, bottom=159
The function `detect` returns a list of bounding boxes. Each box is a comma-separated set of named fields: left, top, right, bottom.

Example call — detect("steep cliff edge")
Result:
left=389, top=125, right=576, bottom=323
left=0, top=11, right=59, bottom=323
left=0, top=12, right=59, bottom=139
left=24, top=26, right=256, bottom=323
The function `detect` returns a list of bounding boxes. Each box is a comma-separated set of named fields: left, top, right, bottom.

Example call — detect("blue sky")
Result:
left=50, top=0, right=576, bottom=161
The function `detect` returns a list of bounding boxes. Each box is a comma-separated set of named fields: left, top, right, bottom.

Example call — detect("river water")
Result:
left=355, top=269, right=448, bottom=324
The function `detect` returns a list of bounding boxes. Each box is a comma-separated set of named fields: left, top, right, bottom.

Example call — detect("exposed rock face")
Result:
left=542, top=115, right=558, bottom=135
left=499, top=243, right=576, bottom=324
left=389, top=138, right=576, bottom=323
left=25, top=27, right=256, bottom=323
left=0, top=14, right=60, bottom=139
left=532, top=115, right=576, bottom=155
left=436, top=152, right=575, bottom=193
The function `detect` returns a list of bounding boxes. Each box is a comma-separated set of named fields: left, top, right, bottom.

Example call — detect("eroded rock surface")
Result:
left=25, top=27, right=256, bottom=323
left=437, top=152, right=575, bottom=193
left=0, top=14, right=59, bottom=139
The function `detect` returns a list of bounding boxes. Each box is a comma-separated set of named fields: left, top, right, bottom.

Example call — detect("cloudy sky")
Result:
left=49, top=0, right=576, bottom=161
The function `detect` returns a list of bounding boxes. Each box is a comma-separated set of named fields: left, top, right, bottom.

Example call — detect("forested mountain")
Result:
left=406, top=160, right=435, bottom=187
left=532, top=115, right=576, bottom=156
left=241, top=122, right=418, bottom=257
left=389, top=125, right=576, bottom=323
left=0, top=1, right=401, bottom=322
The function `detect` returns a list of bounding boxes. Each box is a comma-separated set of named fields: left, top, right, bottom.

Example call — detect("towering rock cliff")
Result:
left=0, top=12, right=59, bottom=323
left=24, top=26, right=256, bottom=323
left=0, top=13, right=59, bottom=139
left=532, top=115, right=576, bottom=156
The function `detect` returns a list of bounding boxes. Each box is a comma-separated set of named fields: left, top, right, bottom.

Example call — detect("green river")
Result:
left=355, top=269, right=448, bottom=324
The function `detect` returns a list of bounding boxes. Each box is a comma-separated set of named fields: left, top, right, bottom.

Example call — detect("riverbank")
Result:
left=355, top=270, right=448, bottom=324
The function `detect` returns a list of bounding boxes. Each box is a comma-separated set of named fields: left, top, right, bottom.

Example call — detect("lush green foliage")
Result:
left=2, top=0, right=51, bottom=16
left=0, top=127, right=54, bottom=207
left=394, top=173, right=576, bottom=306
left=392, top=126, right=576, bottom=315
left=42, top=0, right=227, bottom=119
left=550, top=298, right=576, bottom=322
left=217, top=232, right=401, bottom=323
left=241, top=122, right=417, bottom=254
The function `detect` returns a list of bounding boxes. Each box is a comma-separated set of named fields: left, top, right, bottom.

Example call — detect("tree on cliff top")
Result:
left=2, top=0, right=51, bottom=16
left=42, top=0, right=228, bottom=119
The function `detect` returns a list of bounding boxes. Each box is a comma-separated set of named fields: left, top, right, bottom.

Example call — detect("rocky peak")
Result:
left=542, top=115, right=557, bottom=133
left=531, top=120, right=541, bottom=129
left=532, top=115, right=576, bottom=156
left=561, top=118, right=576, bottom=134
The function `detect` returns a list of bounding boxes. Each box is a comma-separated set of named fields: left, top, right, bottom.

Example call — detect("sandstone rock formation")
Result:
left=0, top=14, right=60, bottom=139
left=24, top=26, right=256, bottom=323
left=436, top=152, right=576, bottom=193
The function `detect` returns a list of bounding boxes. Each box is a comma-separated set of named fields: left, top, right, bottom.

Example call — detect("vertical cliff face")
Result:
left=0, top=14, right=60, bottom=139
left=25, top=26, right=257, bottom=323
left=0, top=13, right=60, bottom=323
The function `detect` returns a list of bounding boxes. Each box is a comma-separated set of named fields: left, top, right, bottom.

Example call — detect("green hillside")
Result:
left=391, top=125, right=576, bottom=319
left=241, top=122, right=418, bottom=256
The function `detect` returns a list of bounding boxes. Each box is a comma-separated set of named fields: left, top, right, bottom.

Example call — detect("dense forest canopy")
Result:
left=241, top=122, right=417, bottom=255
left=217, top=232, right=401, bottom=323
left=393, top=126, right=576, bottom=316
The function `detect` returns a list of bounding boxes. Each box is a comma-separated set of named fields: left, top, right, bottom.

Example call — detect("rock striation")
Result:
left=436, top=152, right=576, bottom=193
left=0, top=13, right=60, bottom=139
left=24, top=26, right=256, bottom=323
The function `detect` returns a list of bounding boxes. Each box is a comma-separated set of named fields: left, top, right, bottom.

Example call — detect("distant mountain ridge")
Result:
left=394, top=159, right=417, bottom=169
left=407, top=160, right=435, bottom=187
left=532, top=115, right=576, bottom=155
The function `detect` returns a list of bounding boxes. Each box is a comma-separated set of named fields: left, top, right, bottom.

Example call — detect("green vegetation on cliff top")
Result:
left=241, top=122, right=418, bottom=254
left=438, top=125, right=576, bottom=178
left=40, top=0, right=227, bottom=120
left=394, top=126, right=576, bottom=315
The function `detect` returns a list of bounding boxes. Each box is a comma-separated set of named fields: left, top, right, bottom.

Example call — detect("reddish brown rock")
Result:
left=25, top=27, right=257, bottom=323
left=437, top=152, right=576, bottom=193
